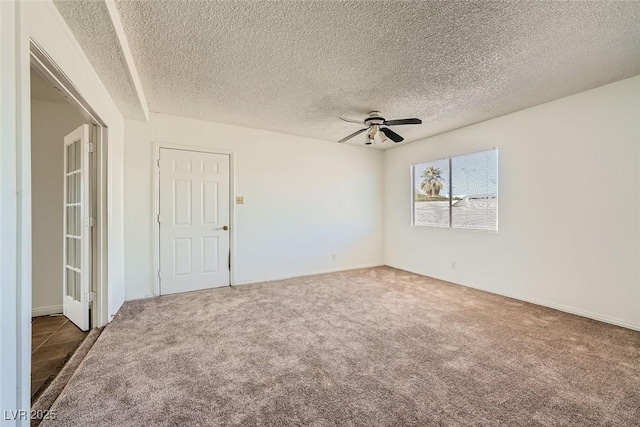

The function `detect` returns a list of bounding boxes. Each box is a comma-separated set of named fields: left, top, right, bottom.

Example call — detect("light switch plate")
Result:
left=236, top=196, right=244, bottom=204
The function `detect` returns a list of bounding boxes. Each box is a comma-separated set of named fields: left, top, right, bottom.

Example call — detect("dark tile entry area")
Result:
left=31, top=315, right=88, bottom=402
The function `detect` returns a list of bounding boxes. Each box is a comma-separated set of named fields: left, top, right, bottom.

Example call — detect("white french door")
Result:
left=159, top=149, right=231, bottom=295
left=62, top=125, right=91, bottom=331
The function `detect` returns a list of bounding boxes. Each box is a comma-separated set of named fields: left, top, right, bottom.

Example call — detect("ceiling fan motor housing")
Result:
left=364, top=111, right=385, bottom=126
left=364, top=117, right=385, bottom=126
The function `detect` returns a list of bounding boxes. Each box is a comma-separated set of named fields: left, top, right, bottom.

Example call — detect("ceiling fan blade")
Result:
left=380, top=127, right=404, bottom=143
left=383, top=118, right=422, bottom=126
left=338, top=128, right=367, bottom=143
left=339, top=117, right=365, bottom=124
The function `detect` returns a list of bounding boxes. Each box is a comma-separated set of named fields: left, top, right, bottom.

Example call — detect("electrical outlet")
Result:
left=236, top=196, right=244, bottom=205
left=451, top=261, right=456, bottom=270
left=331, top=254, right=336, bottom=261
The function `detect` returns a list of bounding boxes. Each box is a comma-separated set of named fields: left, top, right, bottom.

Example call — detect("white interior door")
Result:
left=159, top=149, right=230, bottom=295
left=62, top=125, right=91, bottom=331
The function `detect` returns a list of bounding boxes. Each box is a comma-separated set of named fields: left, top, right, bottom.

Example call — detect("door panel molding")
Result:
left=152, top=142, right=235, bottom=296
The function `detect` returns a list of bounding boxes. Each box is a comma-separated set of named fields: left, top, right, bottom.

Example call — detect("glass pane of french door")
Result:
left=64, top=138, right=82, bottom=302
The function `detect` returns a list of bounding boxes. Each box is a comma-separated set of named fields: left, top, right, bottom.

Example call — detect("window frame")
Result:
left=411, top=147, right=499, bottom=232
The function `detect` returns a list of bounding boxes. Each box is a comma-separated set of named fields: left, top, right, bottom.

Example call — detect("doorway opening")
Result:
left=29, top=41, right=108, bottom=403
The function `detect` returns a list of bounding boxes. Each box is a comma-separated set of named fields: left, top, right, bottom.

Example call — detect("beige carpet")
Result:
left=44, top=267, right=639, bottom=426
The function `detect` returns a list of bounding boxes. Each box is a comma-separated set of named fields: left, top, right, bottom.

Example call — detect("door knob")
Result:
left=222, top=225, right=229, bottom=231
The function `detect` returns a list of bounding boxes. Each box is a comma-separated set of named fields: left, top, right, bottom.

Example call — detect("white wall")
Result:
left=385, top=76, right=640, bottom=330
left=31, top=99, right=87, bottom=316
left=124, top=113, right=384, bottom=300
left=2, top=1, right=129, bottom=418
left=1, top=0, right=22, bottom=416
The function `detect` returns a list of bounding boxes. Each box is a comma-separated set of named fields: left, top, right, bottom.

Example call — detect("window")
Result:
left=412, top=148, right=498, bottom=231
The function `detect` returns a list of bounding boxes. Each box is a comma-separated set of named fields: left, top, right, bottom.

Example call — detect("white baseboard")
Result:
left=127, top=265, right=385, bottom=301
left=233, top=263, right=385, bottom=286
left=387, top=264, right=640, bottom=332
left=512, top=295, right=640, bottom=331
left=125, top=293, right=155, bottom=301
left=32, top=305, right=63, bottom=317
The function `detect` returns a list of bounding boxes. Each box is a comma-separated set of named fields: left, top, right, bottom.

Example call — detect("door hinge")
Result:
left=88, top=216, right=96, bottom=227
left=87, top=142, right=96, bottom=153
left=86, top=291, right=96, bottom=303
left=157, top=159, right=161, bottom=167
left=228, top=251, right=231, bottom=271
left=157, top=214, right=161, bottom=223
left=158, top=270, right=161, bottom=279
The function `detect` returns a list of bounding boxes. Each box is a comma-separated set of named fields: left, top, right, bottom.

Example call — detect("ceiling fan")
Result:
left=338, top=111, right=422, bottom=145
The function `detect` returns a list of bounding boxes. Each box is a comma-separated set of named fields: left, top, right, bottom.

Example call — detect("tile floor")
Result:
left=31, top=315, right=88, bottom=401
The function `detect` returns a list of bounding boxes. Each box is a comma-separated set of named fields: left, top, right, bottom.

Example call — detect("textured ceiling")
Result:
left=53, top=0, right=146, bottom=120
left=62, top=1, right=640, bottom=148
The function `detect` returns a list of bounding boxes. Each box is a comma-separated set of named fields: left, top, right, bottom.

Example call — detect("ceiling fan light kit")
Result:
left=338, top=111, right=422, bottom=145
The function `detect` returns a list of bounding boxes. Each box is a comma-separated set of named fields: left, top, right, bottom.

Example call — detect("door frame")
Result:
left=152, top=142, right=236, bottom=296
left=31, top=40, right=109, bottom=329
